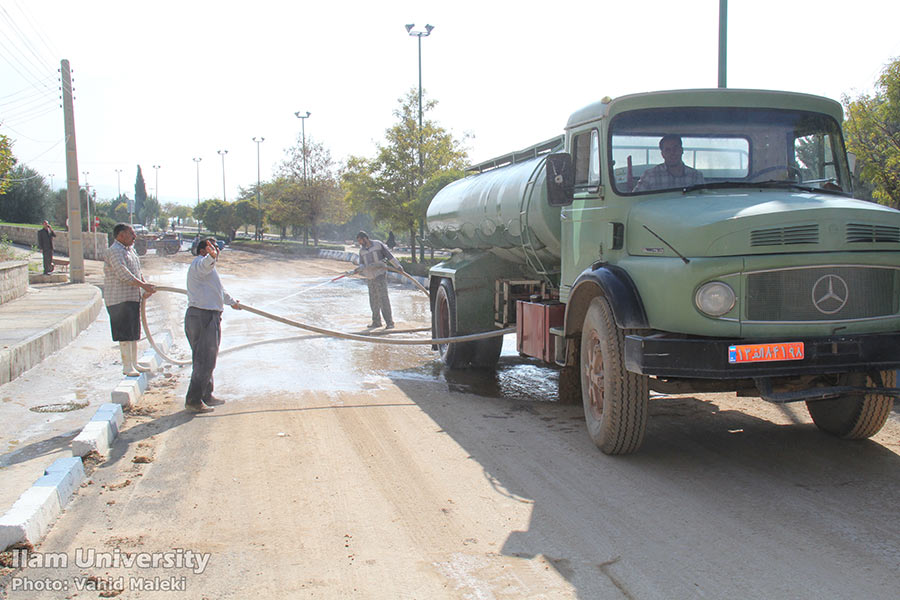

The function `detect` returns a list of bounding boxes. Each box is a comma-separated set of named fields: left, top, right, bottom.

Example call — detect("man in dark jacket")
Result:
left=37, top=221, right=56, bottom=275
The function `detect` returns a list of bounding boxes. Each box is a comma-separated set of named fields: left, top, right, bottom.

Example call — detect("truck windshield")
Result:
left=609, top=107, right=848, bottom=195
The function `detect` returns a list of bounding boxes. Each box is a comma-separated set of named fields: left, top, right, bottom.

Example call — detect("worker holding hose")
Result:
left=356, top=231, right=403, bottom=330
left=184, top=237, right=241, bottom=413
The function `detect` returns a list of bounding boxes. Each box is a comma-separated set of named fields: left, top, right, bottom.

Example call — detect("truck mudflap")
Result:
left=624, top=332, right=900, bottom=379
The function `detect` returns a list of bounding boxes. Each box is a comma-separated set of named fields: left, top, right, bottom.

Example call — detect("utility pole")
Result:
left=60, top=59, right=84, bottom=283
left=217, top=149, right=228, bottom=202
left=253, top=137, right=264, bottom=241
left=48, top=173, right=54, bottom=191
left=193, top=157, right=202, bottom=234
left=718, top=0, right=727, bottom=88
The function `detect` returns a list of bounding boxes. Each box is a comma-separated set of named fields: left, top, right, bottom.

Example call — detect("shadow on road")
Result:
left=390, top=363, right=900, bottom=599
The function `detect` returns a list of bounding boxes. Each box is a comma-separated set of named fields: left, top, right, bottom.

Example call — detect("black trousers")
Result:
left=42, top=248, right=53, bottom=274
left=184, top=307, right=222, bottom=405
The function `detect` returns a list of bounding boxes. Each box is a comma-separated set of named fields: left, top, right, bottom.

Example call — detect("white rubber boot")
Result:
left=131, top=341, right=152, bottom=373
left=119, top=342, right=140, bottom=377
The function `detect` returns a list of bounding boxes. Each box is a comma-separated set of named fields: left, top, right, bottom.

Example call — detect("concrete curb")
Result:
left=71, top=403, right=125, bottom=457
left=0, top=285, right=103, bottom=385
left=0, top=330, right=174, bottom=550
left=0, top=457, right=85, bottom=550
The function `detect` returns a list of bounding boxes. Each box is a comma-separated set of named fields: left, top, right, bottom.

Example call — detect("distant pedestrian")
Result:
left=386, top=231, right=396, bottom=249
left=103, top=223, right=156, bottom=376
left=356, top=231, right=403, bottom=330
left=184, top=237, right=241, bottom=413
left=37, top=220, right=55, bottom=275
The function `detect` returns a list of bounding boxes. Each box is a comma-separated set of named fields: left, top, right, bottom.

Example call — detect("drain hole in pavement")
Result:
left=30, top=401, right=89, bottom=413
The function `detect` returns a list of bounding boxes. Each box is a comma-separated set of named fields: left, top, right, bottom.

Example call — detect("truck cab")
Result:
left=427, top=88, right=900, bottom=455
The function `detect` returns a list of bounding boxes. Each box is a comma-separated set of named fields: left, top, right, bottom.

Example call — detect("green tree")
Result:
left=0, top=163, right=52, bottom=223
left=0, top=133, right=14, bottom=194
left=843, top=57, right=900, bottom=208
left=134, top=166, right=148, bottom=223
left=195, top=199, right=233, bottom=235
left=340, top=89, right=468, bottom=261
left=263, top=178, right=305, bottom=239
left=233, top=198, right=259, bottom=235
left=143, top=194, right=160, bottom=229
left=276, top=138, right=344, bottom=246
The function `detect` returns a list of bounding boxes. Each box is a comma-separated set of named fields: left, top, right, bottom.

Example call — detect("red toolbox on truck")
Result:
left=516, top=300, right=565, bottom=363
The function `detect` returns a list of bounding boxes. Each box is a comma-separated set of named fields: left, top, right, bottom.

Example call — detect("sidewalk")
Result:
left=0, top=281, right=103, bottom=384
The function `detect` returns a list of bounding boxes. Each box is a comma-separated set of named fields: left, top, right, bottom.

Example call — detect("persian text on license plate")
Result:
left=728, top=342, right=804, bottom=364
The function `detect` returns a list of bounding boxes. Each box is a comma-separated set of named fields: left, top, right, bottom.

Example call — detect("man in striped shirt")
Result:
left=356, top=231, right=403, bottom=330
left=103, top=223, right=156, bottom=376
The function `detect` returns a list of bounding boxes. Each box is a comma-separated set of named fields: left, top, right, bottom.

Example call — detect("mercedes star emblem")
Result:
left=811, top=274, right=849, bottom=314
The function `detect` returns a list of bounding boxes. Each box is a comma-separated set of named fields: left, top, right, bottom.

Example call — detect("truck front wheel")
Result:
left=433, top=279, right=472, bottom=369
left=806, top=371, right=895, bottom=439
left=580, top=296, right=649, bottom=455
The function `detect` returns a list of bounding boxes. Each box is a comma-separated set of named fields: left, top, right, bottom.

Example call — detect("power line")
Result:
left=11, top=0, right=60, bottom=67
left=0, top=4, right=56, bottom=75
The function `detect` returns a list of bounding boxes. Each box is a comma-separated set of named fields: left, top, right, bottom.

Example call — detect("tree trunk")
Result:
left=409, top=226, right=417, bottom=263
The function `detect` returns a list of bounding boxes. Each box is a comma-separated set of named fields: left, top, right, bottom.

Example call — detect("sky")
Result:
left=2, top=0, right=900, bottom=207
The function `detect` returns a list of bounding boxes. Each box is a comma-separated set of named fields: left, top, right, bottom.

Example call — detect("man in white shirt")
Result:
left=184, top=238, right=241, bottom=412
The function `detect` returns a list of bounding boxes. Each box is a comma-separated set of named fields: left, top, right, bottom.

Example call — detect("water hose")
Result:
left=141, top=286, right=512, bottom=366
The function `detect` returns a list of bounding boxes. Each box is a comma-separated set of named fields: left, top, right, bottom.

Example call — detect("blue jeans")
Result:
left=184, top=307, right=222, bottom=405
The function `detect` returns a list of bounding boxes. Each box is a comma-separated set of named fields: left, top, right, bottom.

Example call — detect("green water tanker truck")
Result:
left=426, top=88, right=900, bottom=455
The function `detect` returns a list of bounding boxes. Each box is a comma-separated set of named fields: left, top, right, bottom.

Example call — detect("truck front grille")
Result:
left=750, top=224, right=818, bottom=246
left=846, top=223, right=900, bottom=244
left=746, top=266, right=897, bottom=321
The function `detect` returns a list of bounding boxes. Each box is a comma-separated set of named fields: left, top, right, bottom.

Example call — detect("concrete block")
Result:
left=0, top=485, right=62, bottom=551
left=110, top=379, right=139, bottom=407
left=36, top=457, right=85, bottom=506
left=124, top=371, right=148, bottom=393
left=72, top=421, right=113, bottom=457
left=137, top=350, right=161, bottom=373
left=92, top=402, right=125, bottom=432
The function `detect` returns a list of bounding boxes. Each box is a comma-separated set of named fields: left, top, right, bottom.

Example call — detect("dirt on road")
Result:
left=2, top=247, right=899, bottom=599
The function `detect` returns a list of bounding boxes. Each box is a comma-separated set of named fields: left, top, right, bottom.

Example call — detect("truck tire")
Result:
left=806, top=371, right=895, bottom=439
left=433, top=279, right=472, bottom=369
left=580, top=296, right=649, bottom=454
left=164, top=242, right=179, bottom=255
left=134, top=239, right=148, bottom=256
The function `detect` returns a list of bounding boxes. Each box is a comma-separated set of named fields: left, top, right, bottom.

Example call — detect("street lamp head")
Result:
left=217, top=149, right=228, bottom=156
left=193, top=157, right=202, bottom=163
left=295, top=111, right=311, bottom=119
left=253, top=136, right=265, bottom=143
left=425, top=24, right=434, bottom=34
left=405, top=23, right=414, bottom=33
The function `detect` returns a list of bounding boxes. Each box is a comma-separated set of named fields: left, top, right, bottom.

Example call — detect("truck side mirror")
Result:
left=546, top=153, right=574, bottom=207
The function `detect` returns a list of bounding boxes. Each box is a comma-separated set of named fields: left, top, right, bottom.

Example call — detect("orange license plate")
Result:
left=728, top=342, right=804, bottom=364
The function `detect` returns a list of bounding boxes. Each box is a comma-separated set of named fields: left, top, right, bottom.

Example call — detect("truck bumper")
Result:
left=624, top=332, right=900, bottom=379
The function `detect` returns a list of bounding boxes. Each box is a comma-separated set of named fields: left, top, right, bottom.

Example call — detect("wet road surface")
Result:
left=3, top=248, right=899, bottom=599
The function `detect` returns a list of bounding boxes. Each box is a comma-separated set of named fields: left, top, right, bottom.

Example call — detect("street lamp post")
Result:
left=293, top=111, right=310, bottom=183
left=405, top=23, right=433, bottom=261
left=48, top=173, right=54, bottom=192
left=82, top=171, right=91, bottom=234
left=252, top=137, right=264, bottom=240
left=152, top=165, right=161, bottom=220
left=193, top=157, right=202, bottom=234
left=114, top=168, right=126, bottom=223
left=217, top=149, right=228, bottom=202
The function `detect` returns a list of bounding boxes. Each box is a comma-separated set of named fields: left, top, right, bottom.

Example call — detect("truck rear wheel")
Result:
left=470, top=336, right=502, bottom=369
left=580, top=296, right=649, bottom=455
left=806, top=371, right=895, bottom=439
left=433, top=279, right=472, bottom=369
left=134, top=239, right=147, bottom=256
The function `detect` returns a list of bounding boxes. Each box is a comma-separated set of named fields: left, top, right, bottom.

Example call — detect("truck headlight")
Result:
left=695, top=281, right=735, bottom=317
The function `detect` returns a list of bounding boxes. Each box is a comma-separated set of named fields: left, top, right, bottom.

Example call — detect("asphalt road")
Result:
left=2, top=248, right=898, bottom=599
